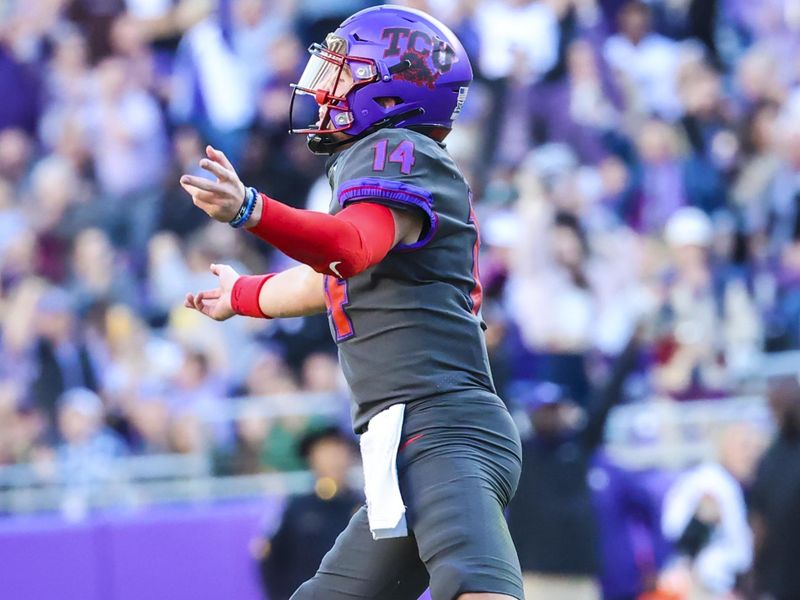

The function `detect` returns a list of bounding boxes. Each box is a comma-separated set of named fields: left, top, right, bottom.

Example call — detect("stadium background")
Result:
left=1, top=0, right=799, bottom=599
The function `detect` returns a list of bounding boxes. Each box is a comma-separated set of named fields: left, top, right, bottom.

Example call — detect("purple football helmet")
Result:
left=289, top=5, right=473, bottom=154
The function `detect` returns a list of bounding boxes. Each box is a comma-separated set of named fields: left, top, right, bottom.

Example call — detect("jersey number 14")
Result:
left=372, top=139, right=416, bottom=175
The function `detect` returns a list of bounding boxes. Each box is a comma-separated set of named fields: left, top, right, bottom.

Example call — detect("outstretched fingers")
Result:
left=180, top=175, right=225, bottom=194
left=186, top=265, right=238, bottom=321
left=196, top=289, right=222, bottom=304
left=200, top=158, right=232, bottom=182
left=185, top=288, right=223, bottom=318
left=179, top=182, right=227, bottom=219
left=210, top=263, right=235, bottom=278
left=185, top=293, right=206, bottom=313
left=180, top=182, right=215, bottom=203
left=197, top=297, right=220, bottom=319
left=206, top=145, right=234, bottom=171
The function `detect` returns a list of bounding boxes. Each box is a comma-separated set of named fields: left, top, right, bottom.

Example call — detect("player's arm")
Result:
left=184, top=197, right=421, bottom=322
left=183, top=199, right=419, bottom=322
left=185, top=263, right=326, bottom=321
left=180, top=145, right=423, bottom=279
left=256, top=264, right=326, bottom=318
left=245, top=196, right=420, bottom=278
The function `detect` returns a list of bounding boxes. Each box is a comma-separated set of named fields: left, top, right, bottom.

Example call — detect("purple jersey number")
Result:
left=372, top=139, right=416, bottom=175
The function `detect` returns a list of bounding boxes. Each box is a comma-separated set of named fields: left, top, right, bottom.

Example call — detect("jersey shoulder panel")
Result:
left=333, top=129, right=451, bottom=250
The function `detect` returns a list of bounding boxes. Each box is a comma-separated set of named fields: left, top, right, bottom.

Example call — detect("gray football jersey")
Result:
left=325, top=128, right=494, bottom=432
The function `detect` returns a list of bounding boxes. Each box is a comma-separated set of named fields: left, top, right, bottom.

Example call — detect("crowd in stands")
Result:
left=1, top=0, right=800, bottom=598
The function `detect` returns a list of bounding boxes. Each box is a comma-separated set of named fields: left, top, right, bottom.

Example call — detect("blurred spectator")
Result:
left=590, top=453, right=666, bottom=600
left=0, top=36, right=40, bottom=133
left=243, top=349, right=298, bottom=398
left=170, top=2, right=257, bottom=164
left=0, top=128, right=33, bottom=186
left=30, top=288, right=101, bottom=431
left=84, top=56, right=157, bottom=191
left=529, top=39, right=621, bottom=166
left=731, top=101, right=781, bottom=214
left=676, top=58, right=733, bottom=215
left=219, top=404, right=270, bottom=475
left=83, top=56, right=168, bottom=257
left=506, top=162, right=640, bottom=399
left=169, top=349, right=225, bottom=413
left=53, top=388, right=128, bottom=519
left=0, top=176, right=21, bottom=255
left=67, top=228, right=140, bottom=313
left=65, top=0, right=126, bottom=62
left=634, top=119, right=687, bottom=232
left=124, top=0, right=213, bottom=46
left=734, top=46, right=786, bottom=112
left=109, top=12, right=158, bottom=92
left=507, top=167, right=596, bottom=356
left=37, top=27, right=92, bottom=158
left=474, top=0, right=560, bottom=169
left=28, top=156, right=92, bottom=283
left=771, top=239, right=800, bottom=348
left=245, top=31, right=322, bottom=207
left=475, top=0, right=559, bottom=84
left=226, top=350, right=326, bottom=472
left=216, top=382, right=338, bottom=476
left=127, top=391, right=171, bottom=454
left=762, top=112, right=800, bottom=254
left=100, top=303, right=183, bottom=409
left=293, top=0, right=369, bottom=49
left=159, top=127, right=217, bottom=237
left=261, top=412, right=327, bottom=473
left=168, top=410, right=206, bottom=455
left=168, top=348, right=231, bottom=448
left=147, top=228, right=232, bottom=316
left=231, top=0, right=290, bottom=88
left=258, top=425, right=360, bottom=600
left=649, top=207, right=760, bottom=399
left=0, top=381, right=47, bottom=466
left=603, top=1, right=682, bottom=120
left=659, top=423, right=763, bottom=598
left=508, top=334, right=640, bottom=600
left=749, top=376, right=800, bottom=600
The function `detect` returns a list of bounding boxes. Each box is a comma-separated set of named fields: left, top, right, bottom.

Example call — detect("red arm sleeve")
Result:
left=247, top=194, right=396, bottom=278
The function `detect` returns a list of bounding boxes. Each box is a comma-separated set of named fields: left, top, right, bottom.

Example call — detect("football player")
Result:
left=180, top=6, right=523, bottom=600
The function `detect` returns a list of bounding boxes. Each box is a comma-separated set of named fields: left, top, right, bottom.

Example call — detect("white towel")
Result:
left=360, top=404, right=408, bottom=540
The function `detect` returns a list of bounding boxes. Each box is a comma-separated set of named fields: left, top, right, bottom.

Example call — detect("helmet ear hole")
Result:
left=374, top=96, right=403, bottom=109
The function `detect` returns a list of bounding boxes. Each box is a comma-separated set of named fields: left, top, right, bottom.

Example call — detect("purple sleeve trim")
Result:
left=337, top=177, right=438, bottom=251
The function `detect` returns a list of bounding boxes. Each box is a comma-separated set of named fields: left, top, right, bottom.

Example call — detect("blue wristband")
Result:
left=229, top=187, right=258, bottom=229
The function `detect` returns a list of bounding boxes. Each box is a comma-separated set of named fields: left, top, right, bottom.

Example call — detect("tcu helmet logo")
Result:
left=381, top=27, right=455, bottom=88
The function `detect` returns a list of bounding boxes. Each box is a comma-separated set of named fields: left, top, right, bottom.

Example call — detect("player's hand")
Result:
left=180, top=146, right=247, bottom=223
left=184, top=263, right=239, bottom=321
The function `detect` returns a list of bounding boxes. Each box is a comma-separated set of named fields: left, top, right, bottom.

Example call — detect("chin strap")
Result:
left=307, top=107, right=426, bottom=155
